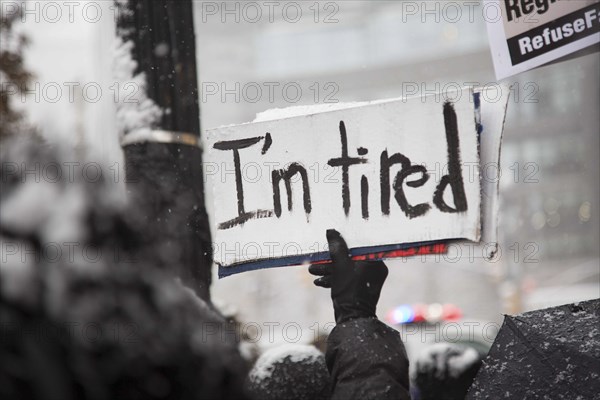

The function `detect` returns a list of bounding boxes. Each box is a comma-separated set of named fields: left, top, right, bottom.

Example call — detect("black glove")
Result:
left=308, top=229, right=389, bottom=324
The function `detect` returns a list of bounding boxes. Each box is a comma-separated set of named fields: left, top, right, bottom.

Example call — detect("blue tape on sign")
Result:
left=218, top=240, right=445, bottom=278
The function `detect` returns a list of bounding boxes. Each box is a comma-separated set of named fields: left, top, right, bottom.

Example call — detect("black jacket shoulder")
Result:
left=326, top=317, right=411, bottom=400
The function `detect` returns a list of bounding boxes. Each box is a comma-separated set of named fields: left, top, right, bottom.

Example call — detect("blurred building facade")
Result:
left=195, top=1, right=599, bottom=340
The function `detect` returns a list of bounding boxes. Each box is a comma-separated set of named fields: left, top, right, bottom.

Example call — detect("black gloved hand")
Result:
left=308, top=229, right=389, bottom=324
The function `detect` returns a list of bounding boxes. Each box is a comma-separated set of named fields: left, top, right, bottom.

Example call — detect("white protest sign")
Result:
left=206, top=88, right=481, bottom=271
left=485, top=0, right=600, bottom=80
left=249, top=86, right=510, bottom=263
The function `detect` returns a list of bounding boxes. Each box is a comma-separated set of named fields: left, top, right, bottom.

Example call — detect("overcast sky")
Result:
left=16, top=1, right=120, bottom=164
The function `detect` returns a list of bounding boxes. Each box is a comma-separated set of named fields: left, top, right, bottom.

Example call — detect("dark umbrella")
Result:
left=467, top=298, right=600, bottom=399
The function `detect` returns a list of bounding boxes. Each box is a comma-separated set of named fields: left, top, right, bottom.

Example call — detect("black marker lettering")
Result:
left=218, top=210, right=274, bottom=230
left=380, top=150, right=410, bottom=215
left=213, top=135, right=274, bottom=229
left=214, top=102, right=471, bottom=229
left=361, top=175, right=369, bottom=219
left=328, top=121, right=367, bottom=216
left=433, top=102, right=468, bottom=213
left=272, top=163, right=312, bottom=218
left=393, top=165, right=431, bottom=219
left=262, top=132, right=272, bottom=155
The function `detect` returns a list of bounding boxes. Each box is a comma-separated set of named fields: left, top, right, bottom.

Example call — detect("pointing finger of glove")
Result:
left=326, top=229, right=350, bottom=266
left=308, top=263, right=332, bottom=276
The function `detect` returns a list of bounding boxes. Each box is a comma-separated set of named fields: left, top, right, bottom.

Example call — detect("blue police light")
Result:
left=391, top=305, right=415, bottom=324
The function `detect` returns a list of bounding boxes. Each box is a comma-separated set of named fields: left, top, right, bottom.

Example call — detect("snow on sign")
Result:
left=206, top=88, right=481, bottom=276
left=485, top=0, right=600, bottom=80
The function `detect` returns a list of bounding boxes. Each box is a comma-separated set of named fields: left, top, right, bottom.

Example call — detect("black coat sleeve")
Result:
left=326, top=317, right=411, bottom=400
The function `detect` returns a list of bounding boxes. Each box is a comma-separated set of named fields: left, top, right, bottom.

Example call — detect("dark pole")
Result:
left=115, top=0, right=212, bottom=300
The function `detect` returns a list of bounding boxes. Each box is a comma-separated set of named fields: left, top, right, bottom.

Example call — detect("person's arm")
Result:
left=326, top=317, right=410, bottom=400
left=309, top=229, right=411, bottom=400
